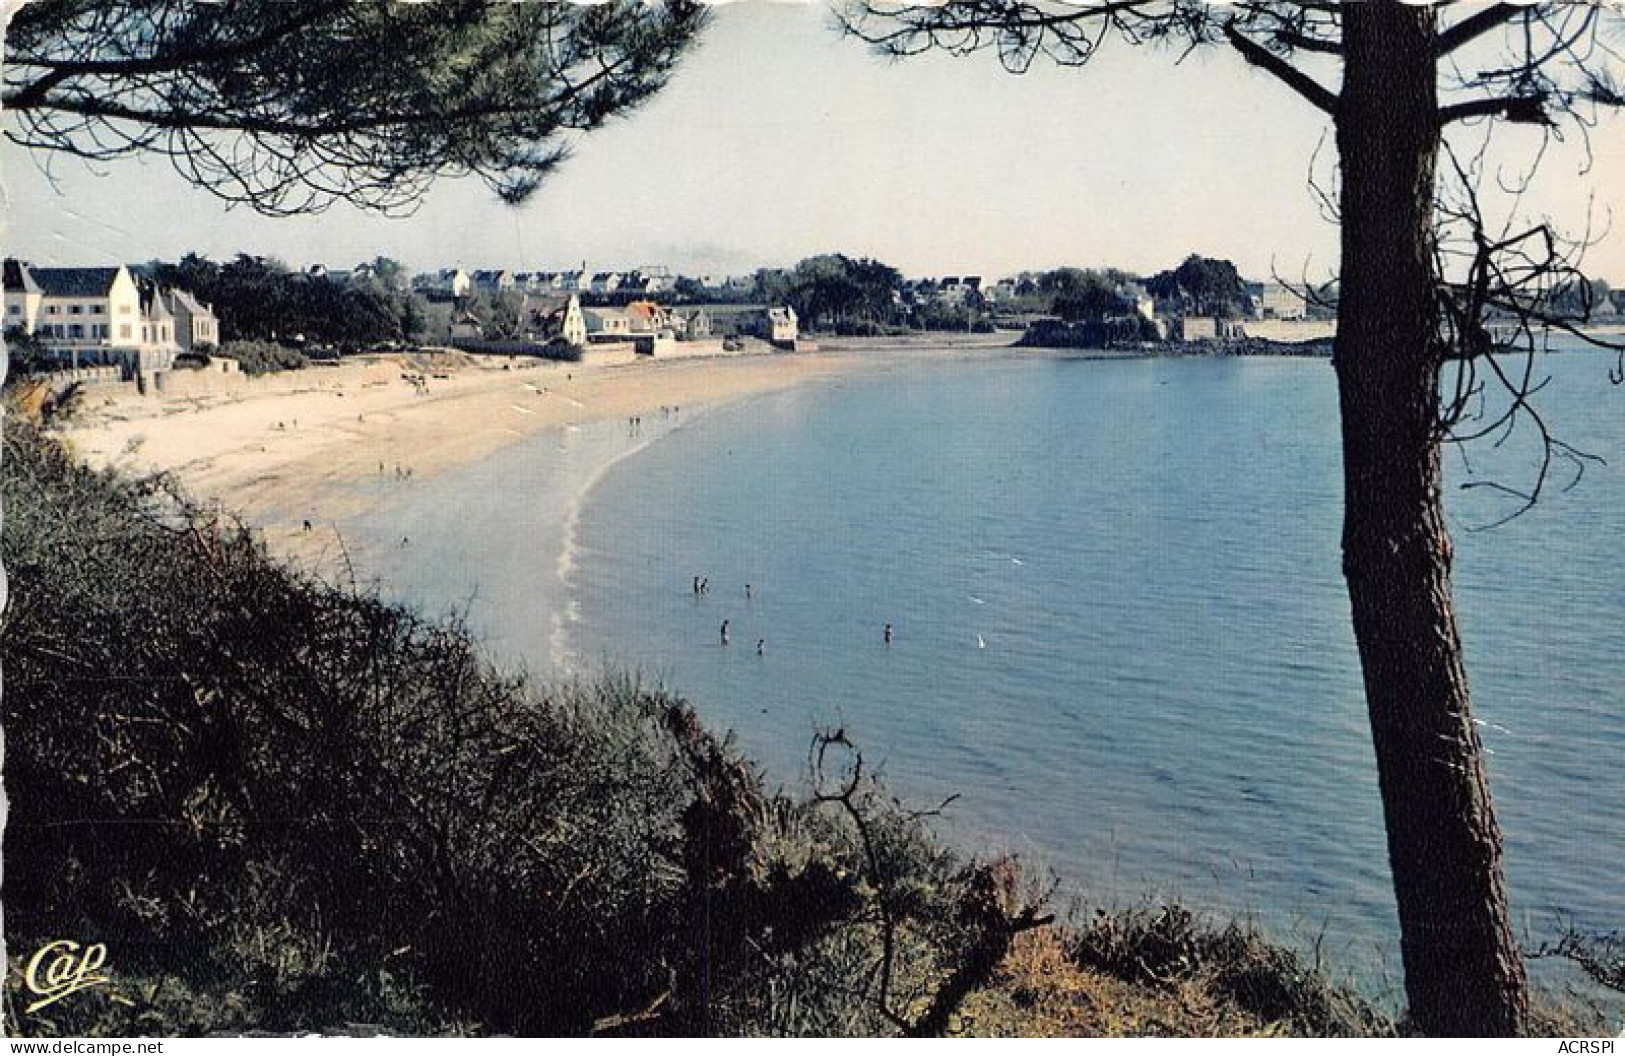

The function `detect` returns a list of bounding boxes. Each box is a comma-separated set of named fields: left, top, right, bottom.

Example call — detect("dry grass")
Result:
left=962, top=929, right=1283, bottom=1036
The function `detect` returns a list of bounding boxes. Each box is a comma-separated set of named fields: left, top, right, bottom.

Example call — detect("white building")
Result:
left=4, top=260, right=188, bottom=372
left=766, top=306, right=799, bottom=346
left=528, top=293, right=587, bottom=347
left=583, top=306, right=633, bottom=341
left=1257, top=281, right=1306, bottom=320
left=415, top=268, right=471, bottom=300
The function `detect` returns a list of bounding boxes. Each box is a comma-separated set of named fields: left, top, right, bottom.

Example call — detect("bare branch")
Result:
left=1220, top=20, right=1338, bottom=116
left=1, top=0, right=711, bottom=215
left=1435, top=2, right=1529, bottom=57
left=1439, top=93, right=1556, bottom=127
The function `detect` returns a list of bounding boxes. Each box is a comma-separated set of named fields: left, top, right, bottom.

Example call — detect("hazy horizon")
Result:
left=4, top=2, right=1624, bottom=283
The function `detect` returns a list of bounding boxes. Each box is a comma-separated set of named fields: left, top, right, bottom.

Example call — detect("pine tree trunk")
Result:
left=1335, top=3, right=1529, bottom=1036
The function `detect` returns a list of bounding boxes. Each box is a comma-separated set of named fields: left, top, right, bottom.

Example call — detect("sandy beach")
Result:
left=57, top=345, right=902, bottom=568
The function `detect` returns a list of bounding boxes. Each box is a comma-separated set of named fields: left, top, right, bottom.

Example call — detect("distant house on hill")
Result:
left=626, top=268, right=673, bottom=295
left=516, top=272, right=564, bottom=294
left=415, top=268, right=471, bottom=300
left=589, top=272, right=622, bottom=295
left=938, top=276, right=983, bottom=306
left=988, top=278, right=1018, bottom=303
left=472, top=270, right=514, bottom=296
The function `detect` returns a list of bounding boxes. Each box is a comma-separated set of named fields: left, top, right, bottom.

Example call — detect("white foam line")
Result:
left=549, top=426, right=675, bottom=670
left=509, top=404, right=535, bottom=415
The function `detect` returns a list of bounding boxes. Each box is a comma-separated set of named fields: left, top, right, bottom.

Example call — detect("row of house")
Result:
left=4, top=259, right=220, bottom=374
left=413, top=266, right=676, bottom=301
left=580, top=301, right=797, bottom=345
left=449, top=289, right=798, bottom=350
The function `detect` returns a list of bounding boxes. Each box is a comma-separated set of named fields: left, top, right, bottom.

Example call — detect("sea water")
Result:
left=358, top=346, right=1625, bottom=977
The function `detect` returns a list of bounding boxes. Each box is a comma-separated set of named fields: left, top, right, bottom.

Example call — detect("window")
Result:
left=91, top=305, right=105, bottom=315
left=69, top=324, right=84, bottom=339
left=69, top=304, right=83, bottom=315
left=7, top=305, right=18, bottom=316
left=118, top=304, right=132, bottom=315
left=46, top=305, right=59, bottom=314
left=119, top=324, right=132, bottom=339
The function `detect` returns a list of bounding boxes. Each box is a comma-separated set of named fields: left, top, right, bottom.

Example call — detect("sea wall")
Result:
left=578, top=344, right=640, bottom=368
left=149, top=360, right=246, bottom=397
left=1240, top=319, right=1337, bottom=342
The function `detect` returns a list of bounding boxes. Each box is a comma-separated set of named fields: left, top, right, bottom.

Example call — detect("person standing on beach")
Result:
left=720, top=619, right=730, bottom=646
left=745, top=583, right=753, bottom=601
left=693, top=575, right=701, bottom=596
left=757, top=638, right=765, bottom=656
left=884, top=623, right=893, bottom=646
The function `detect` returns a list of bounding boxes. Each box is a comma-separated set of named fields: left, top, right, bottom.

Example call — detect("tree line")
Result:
left=151, top=253, right=425, bottom=349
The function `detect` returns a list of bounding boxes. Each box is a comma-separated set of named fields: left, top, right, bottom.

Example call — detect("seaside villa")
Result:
left=4, top=259, right=219, bottom=374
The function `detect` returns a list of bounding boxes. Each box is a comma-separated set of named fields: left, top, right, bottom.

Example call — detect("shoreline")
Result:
left=58, top=346, right=890, bottom=570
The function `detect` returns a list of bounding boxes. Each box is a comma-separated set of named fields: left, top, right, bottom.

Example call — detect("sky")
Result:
left=4, top=1, right=1624, bottom=283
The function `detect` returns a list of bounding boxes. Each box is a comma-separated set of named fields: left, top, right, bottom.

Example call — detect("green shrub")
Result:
left=215, top=339, right=308, bottom=375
